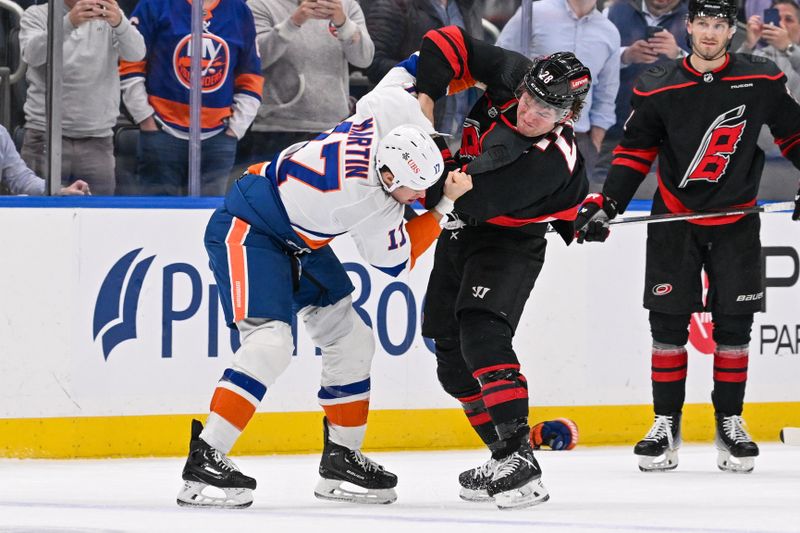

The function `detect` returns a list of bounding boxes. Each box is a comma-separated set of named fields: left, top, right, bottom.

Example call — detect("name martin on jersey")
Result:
left=344, top=118, right=375, bottom=180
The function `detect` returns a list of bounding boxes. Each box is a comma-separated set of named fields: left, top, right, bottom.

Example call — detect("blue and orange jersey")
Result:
left=120, top=0, right=263, bottom=137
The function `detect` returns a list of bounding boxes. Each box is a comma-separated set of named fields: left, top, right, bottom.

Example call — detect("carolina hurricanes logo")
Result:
left=173, top=33, right=230, bottom=93
left=652, top=283, right=672, bottom=296
left=460, top=118, right=482, bottom=160
left=679, top=105, right=746, bottom=188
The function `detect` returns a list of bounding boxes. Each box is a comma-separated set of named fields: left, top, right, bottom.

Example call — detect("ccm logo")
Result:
left=407, top=159, right=421, bottom=174
left=652, top=283, right=673, bottom=296
left=736, top=292, right=764, bottom=302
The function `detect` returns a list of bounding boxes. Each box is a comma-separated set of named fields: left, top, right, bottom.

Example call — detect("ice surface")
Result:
left=1, top=444, right=798, bottom=533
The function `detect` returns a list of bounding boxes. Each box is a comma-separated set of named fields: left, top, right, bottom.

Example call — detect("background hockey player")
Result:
left=415, top=26, right=591, bottom=509
left=574, top=0, right=800, bottom=474
left=176, top=66, right=472, bottom=508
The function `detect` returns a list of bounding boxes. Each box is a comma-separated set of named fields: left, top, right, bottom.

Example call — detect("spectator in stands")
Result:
left=120, top=0, right=263, bottom=196
left=365, top=0, right=483, bottom=140
left=592, top=0, right=690, bottom=185
left=739, top=0, right=800, bottom=158
left=239, top=0, right=373, bottom=166
left=739, top=0, right=800, bottom=99
left=19, top=0, right=145, bottom=196
left=744, top=0, right=774, bottom=22
left=0, top=126, right=89, bottom=196
left=607, top=0, right=690, bottom=134
left=496, top=0, right=621, bottom=181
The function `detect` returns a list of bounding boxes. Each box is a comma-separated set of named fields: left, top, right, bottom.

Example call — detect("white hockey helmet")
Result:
left=375, top=124, right=444, bottom=193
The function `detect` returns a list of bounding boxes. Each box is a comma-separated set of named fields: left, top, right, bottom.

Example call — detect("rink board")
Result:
left=0, top=199, right=798, bottom=458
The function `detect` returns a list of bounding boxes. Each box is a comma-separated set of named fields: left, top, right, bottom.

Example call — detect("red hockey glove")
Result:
left=531, top=418, right=579, bottom=450
left=575, top=193, right=618, bottom=243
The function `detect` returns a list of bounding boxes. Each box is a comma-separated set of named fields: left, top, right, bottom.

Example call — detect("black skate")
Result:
left=314, top=417, right=398, bottom=504
left=634, top=413, right=681, bottom=472
left=176, top=419, right=257, bottom=508
left=458, top=456, right=500, bottom=502
left=487, top=440, right=549, bottom=510
left=715, top=413, right=759, bottom=473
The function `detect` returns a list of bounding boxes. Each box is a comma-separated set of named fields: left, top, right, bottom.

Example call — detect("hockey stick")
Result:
left=549, top=201, right=794, bottom=234
left=780, top=427, right=800, bottom=446
left=607, top=201, right=795, bottom=226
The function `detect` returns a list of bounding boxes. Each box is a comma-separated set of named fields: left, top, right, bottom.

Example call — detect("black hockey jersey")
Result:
left=605, top=53, right=800, bottom=225
left=416, top=26, right=589, bottom=244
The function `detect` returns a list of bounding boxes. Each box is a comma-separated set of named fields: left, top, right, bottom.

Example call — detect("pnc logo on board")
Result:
left=93, top=248, right=155, bottom=361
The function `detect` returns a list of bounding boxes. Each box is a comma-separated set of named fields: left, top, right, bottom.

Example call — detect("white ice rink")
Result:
left=1, top=444, right=798, bottom=533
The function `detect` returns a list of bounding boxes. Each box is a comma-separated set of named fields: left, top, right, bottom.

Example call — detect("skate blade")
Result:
left=716, top=451, right=755, bottom=473
left=176, top=480, right=253, bottom=509
left=494, top=478, right=550, bottom=510
left=458, top=487, right=494, bottom=502
left=637, top=449, right=679, bottom=472
left=314, top=477, right=397, bottom=505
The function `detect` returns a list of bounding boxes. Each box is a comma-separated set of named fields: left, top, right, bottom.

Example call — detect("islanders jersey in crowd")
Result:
left=120, top=0, right=263, bottom=139
left=241, top=65, right=441, bottom=277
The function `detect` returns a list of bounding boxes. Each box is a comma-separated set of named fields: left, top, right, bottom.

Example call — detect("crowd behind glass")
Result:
left=0, top=0, right=798, bottom=199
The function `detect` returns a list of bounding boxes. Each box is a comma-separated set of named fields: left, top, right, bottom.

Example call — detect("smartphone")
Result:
left=646, top=26, right=665, bottom=39
left=764, top=7, right=780, bottom=26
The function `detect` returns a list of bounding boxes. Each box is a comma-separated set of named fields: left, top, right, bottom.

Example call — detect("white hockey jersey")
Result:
left=250, top=66, right=437, bottom=276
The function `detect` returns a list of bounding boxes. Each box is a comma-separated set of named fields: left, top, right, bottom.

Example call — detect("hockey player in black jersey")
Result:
left=415, top=26, right=591, bottom=509
left=575, top=0, right=800, bottom=473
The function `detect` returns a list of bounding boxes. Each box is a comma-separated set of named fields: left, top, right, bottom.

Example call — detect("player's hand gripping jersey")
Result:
left=606, top=54, right=800, bottom=222
left=231, top=67, right=441, bottom=276
left=416, top=26, right=589, bottom=243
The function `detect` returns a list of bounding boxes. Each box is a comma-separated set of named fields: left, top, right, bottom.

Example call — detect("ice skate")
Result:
left=176, top=419, right=256, bottom=509
left=487, top=440, right=549, bottom=510
left=314, top=417, right=397, bottom=504
left=715, top=414, right=759, bottom=473
left=634, top=413, right=681, bottom=472
left=458, top=456, right=500, bottom=502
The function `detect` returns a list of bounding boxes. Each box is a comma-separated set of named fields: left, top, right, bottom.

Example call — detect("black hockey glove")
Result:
left=574, top=193, right=618, bottom=243
left=793, top=189, right=800, bottom=221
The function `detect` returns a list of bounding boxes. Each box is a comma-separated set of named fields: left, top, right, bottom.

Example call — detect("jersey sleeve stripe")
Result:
left=425, top=27, right=471, bottom=82
left=119, top=60, right=146, bottom=78
left=612, top=146, right=658, bottom=162
left=612, top=157, right=652, bottom=175
left=778, top=137, right=800, bottom=156
left=234, top=73, right=264, bottom=97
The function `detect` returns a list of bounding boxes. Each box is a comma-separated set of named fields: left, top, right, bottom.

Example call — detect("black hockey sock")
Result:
left=457, top=392, right=500, bottom=447
left=476, top=367, right=529, bottom=428
left=651, top=344, right=687, bottom=415
left=712, top=345, right=748, bottom=415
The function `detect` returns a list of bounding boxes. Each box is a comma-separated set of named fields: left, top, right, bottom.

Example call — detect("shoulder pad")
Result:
left=732, top=53, right=783, bottom=77
left=634, top=61, right=680, bottom=94
left=644, top=65, right=668, bottom=78
left=746, top=54, right=768, bottom=64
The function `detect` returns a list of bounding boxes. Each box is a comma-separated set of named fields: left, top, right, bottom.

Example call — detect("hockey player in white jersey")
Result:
left=176, top=60, right=473, bottom=509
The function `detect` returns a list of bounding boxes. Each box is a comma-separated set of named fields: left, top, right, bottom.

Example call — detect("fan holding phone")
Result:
left=742, top=0, right=800, bottom=53
left=739, top=0, right=800, bottom=99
